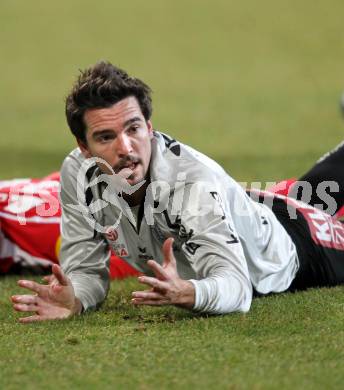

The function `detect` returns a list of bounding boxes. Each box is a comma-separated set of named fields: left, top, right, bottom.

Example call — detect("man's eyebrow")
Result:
left=123, top=117, right=143, bottom=128
left=92, top=129, right=114, bottom=138
left=91, top=117, right=143, bottom=138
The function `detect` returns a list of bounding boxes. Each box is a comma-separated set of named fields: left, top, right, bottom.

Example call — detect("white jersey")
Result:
left=60, top=131, right=299, bottom=314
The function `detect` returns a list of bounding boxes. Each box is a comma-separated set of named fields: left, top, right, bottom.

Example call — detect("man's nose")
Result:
left=115, top=134, right=132, bottom=156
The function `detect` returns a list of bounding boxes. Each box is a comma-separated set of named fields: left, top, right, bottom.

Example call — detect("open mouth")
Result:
left=116, top=162, right=139, bottom=175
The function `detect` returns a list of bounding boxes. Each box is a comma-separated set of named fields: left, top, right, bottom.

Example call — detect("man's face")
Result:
left=79, top=96, right=153, bottom=186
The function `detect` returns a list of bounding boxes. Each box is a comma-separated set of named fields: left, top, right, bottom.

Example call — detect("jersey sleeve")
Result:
left=59, top=154, right=110, bottom=312
left=178, top=182, right=253, bottom=314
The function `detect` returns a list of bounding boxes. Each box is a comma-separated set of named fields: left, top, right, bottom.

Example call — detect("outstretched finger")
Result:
left=42, top=274, right=54, bottom=284
left=13, top=303, right=38, bottom=313
left=17, top=280, right=45, bottom=295
left=11, top=294, right=37, bottom=305
left=137, top=275, right=169, bottom=291
left=146, top=260, right=169, bottom=280
left=132, top=290, right=165, bottom=300
left=51, top=264, right=69, bottom=286
left=162, top=237, right=176, bottom=267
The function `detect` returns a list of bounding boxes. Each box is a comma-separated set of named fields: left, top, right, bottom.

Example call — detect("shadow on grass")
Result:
left=102, top=299, right=202, bottom=324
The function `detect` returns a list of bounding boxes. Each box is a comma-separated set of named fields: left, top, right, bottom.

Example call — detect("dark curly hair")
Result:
left=65, top=61, right=153, bottom=142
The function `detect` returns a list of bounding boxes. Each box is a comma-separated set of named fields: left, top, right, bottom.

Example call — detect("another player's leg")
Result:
left=271, top=197, right=344, bottom=291
left=293, top=141, right=344, bottom=216
left=268, top=142, right=344, bottom=220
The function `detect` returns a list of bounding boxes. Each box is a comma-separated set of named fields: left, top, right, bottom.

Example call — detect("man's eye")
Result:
left=128, top=125, right=139, bottom=133
left=98, top=135, right=113, bottom=142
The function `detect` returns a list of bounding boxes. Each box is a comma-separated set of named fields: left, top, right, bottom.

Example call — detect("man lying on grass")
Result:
left=1, top=138, right=343, bottom=276
left=11, top=61, right=344, bottom=322
left=1, top=155, right=343, bottom=275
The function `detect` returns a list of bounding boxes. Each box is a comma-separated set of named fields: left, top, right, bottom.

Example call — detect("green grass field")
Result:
left=1, top=1, right=344, bottom=388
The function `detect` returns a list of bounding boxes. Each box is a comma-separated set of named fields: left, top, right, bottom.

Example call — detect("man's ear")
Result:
left=77, top=138, right=92, bottom=158
left=147, top=120, right=153, bottom=138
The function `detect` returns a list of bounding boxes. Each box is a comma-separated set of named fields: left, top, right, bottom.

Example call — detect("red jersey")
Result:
left=0, top=172, right=139, bottom=278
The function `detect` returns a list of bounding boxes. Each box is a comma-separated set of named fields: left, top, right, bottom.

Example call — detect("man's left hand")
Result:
left=132, top=238, right=195, bottom=309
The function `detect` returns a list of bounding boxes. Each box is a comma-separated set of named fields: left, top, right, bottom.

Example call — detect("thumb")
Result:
left=42, top=274, right=53, bottom=284
left=51, top=264, right=69, bottom=286
left=162, top=237, right=176, bottom=267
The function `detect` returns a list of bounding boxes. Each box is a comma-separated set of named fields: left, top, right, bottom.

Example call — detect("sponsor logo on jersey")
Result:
left=300, top=208, right=344, bottom=250
left=103, top=226, right=130, bottom=257
left=249, top=189, right=344, bottom=251
left=112, top=243, right=129, bottom=257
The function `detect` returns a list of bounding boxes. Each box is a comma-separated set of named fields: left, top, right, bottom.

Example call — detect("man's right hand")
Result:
left=11, top=264, right=82, bottom=323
